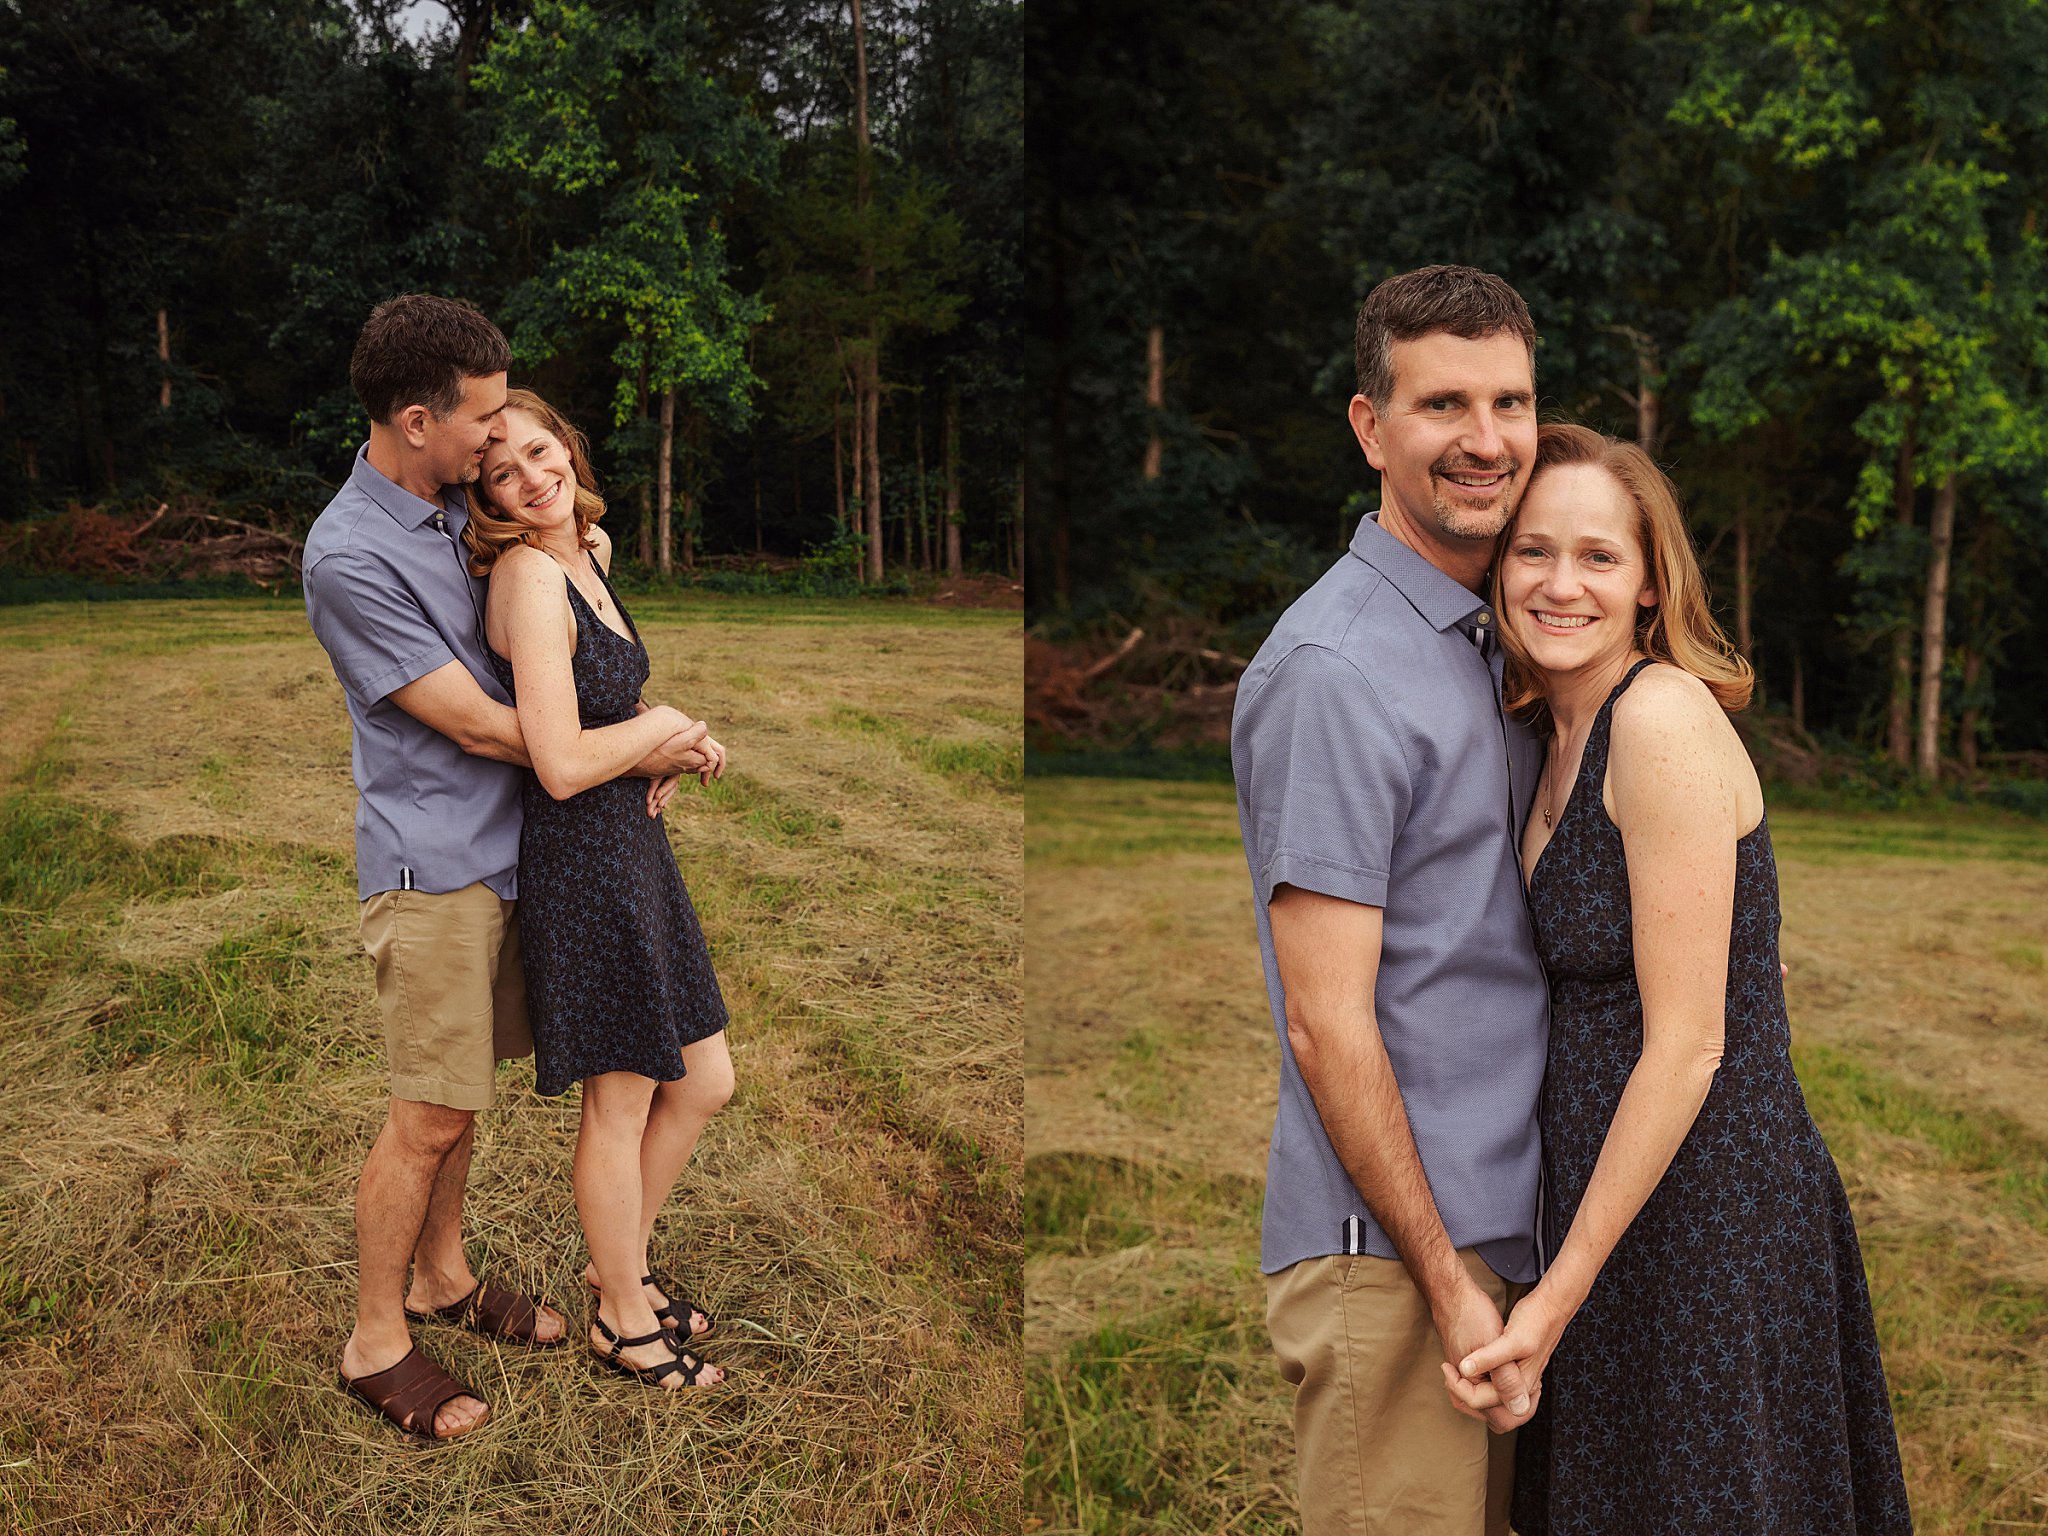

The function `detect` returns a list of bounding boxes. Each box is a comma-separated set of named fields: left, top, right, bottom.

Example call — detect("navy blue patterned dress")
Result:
left=1512, top=660, right=1911, bottom=1536
left=488, top=558, right=728, bottom=1096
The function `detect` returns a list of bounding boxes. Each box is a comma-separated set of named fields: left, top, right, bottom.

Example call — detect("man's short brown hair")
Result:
left=349, top=294, right=513, bottom=425
left=1354, top=265, right=1537, bottom=405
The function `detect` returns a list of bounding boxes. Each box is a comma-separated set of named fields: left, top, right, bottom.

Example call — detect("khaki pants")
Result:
left=1268, top=1247, right=1522, bottom=1536
left=360, top=883, right=532, bottom=1110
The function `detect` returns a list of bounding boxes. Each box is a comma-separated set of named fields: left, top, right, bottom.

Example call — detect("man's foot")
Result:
left=581, top=1261, right=711, bottom=1338
left=339, top=1332, right=489, bottom=1438
left=588, top=1310, right=725, bottom=1391
left=406, top=1273, right=566, bottom=1345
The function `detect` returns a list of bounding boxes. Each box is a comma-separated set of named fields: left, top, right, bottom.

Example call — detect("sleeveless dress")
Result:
left=1512, top=660, right=1912, bottom=1536
left=487, top=557, right=728, bottom=1096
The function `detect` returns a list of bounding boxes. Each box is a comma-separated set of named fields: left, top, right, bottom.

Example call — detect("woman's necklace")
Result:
left=545, top=548, right=608, bottom=611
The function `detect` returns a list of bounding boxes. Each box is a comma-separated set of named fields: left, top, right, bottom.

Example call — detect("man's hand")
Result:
left=1432, top=1275, right=1536, bottom=1433
left=643, top=733, right=725, bottom=816
left=629, top=718, right=710, bottom=779
left=1440, top=1280, right=1571, bottom=1432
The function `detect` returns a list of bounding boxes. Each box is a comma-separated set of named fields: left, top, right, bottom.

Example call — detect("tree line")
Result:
left=0, top=0, right=1021, bottom=584
left=1029, top=0, right=2048, bottom=773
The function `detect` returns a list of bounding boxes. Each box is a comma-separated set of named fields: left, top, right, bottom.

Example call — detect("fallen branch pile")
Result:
left=1026, top=621, right=1249, bottom=749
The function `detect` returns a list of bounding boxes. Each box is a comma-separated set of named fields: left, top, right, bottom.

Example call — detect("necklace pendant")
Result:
left=1542, top=806, right=1554, bottom=829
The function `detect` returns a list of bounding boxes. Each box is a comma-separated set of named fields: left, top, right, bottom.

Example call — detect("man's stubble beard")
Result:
left=1427, top=481, right=1521, bottom=543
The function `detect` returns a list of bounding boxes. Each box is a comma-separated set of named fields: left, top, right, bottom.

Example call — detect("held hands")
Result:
left=645, top=733, right=726, bottom=816
left=1440, top=1281, right=1573, bottom=1432
left=1433, top=1276, right=1539, bottom=1436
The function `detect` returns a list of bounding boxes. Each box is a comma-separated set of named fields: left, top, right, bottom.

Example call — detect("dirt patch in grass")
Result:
left=1024, top=777, right=2048, bottom=1536
left=0, top=596, right=1020, bottom=1535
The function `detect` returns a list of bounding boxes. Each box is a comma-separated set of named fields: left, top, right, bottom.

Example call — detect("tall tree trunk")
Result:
left=753, top=447, right=764, bottom=556
left=852, top=0, right=883, bottom=584
left=863, top=346, right=883, bottom=583
left=1790, top=648, right=1805, bottom=736
left=944, top=385, right=963, bottom=577
left=1915, top=474, right=1957, bottom=781
left=157, top=308, right=171, bottom=410
left=636, top=346, right=653, bottom=566
left=656, top=388, right=675, bottom=576
left=1733, top=497, right=1752, bottom=658
left=1013, top=465, right=1025, bottom=582
left=915, top=402, right=930, bottom=571
left=1143, top=325, right=1164, bottom=480
left=1885, top=424, right=1917, bottom=765
left=832, top=394, right=847, bottom=528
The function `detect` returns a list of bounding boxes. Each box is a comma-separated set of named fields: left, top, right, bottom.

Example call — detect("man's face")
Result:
left=1350, top=332, right=1537, bottom=543
left=409, top=372, right=508, bottom=487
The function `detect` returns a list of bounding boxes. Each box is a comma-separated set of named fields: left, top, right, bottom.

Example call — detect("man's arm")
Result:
left=1269, top=885, right=1533, bottom=1426
left=390, top=659, right=707, bottom=775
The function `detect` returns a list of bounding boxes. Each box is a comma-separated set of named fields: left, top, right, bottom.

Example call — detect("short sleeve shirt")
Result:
left=302, top=446, right=524, bottom=901
left=1232, top=513, right=1549, bottom=1282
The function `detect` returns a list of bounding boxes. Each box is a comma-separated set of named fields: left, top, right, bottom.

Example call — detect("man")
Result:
left=1230, top=265, right=1549, bottom=1535
left=303, top=293, right=710, bottom=1439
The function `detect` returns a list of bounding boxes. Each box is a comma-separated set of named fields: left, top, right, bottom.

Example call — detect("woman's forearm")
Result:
left=1541, top=1034, right=1722, bottom=1313
left=527, top=708, right=691, bottom=801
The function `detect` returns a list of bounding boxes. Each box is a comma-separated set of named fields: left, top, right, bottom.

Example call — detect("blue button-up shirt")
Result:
left=1232, top=513, right=1549, bottom=1282
left=303, top=446, right=523, bottom=901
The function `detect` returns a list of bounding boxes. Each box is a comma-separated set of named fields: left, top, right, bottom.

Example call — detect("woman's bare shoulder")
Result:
left=589, top=524, right=613, bottom=573
left=1608, top=662, right=1755, bottom=821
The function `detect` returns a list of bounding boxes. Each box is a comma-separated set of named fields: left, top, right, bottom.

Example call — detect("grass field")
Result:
left=0, top=593, right=1021, bottom=1535
left=1023, top=776, right=2048, bottom=1535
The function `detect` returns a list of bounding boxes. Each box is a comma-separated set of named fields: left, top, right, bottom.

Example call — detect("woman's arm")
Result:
left=490, top=545, right=701, bottom=801
left=1454, top=666, right=1743, bottom=1402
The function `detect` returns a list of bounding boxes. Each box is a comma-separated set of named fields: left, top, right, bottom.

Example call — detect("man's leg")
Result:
left=1268, top=1248, right=1504, bottom=1536
left=340, top=1097, right=487, bottom=1437
left=405, top=1118, right=477, bottom=1308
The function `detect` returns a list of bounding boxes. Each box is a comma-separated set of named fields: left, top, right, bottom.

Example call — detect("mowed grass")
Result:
left=0, top=594, right=1021, bottom=1535
left=1023, top=777, right=2048, bottom=1535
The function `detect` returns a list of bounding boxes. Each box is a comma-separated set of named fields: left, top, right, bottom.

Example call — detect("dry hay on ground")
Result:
left=1023, top=777, right=2048, bottom=1535
left=0, top=595, right=1021, bottom=1535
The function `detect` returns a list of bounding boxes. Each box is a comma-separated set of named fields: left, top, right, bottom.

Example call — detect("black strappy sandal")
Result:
left=589, top=1313, right=725, bottom=1390
left=583, top=1266, right=715, bottom=1339
left=645, top=1266, right=716, bottom=1339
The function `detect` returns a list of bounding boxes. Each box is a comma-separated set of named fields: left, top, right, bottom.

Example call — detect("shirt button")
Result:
left=1476, top=611, right=1491, bottom=625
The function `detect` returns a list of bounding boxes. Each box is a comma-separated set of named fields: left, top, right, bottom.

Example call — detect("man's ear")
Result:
left=397, top=404, right=432, bottom=449
left=1348, top=394, right=1388, bottom=473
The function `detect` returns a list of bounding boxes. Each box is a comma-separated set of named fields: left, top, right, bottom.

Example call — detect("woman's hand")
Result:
left=646, top=773, right=682, bottom=817
left=1441, top=1282, right=1575, bottom=1425
left=692, top=734, right=726, bottom=786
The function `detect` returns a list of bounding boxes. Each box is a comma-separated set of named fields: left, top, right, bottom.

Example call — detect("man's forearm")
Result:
left=1290, top=1007, right=1466, bottom=1306
left=455, top=701, right=532, bottom=768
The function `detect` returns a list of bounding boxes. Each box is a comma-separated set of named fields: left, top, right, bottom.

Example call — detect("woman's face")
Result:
left=479, top=407, right=577, bottom=528
left=1500, top=462, right=1658, bottom=682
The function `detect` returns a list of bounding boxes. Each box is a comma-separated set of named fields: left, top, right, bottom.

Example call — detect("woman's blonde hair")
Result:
left=1494, top=421, right=1753, bottom=727
left=461, top=387, right=605, bottom=576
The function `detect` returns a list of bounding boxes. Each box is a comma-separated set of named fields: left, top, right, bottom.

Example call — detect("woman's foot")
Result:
left=589, top=1306, right=726, bottom=1390
left=582, top=1261, right=711, bottom=1338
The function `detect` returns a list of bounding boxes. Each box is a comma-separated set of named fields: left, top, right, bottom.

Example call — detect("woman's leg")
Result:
left=637, top=1031, right=736, bottom=1260
left=576, top=1073, right=663, bottom=1347
left=582, top=1032, right=734, bottom=1312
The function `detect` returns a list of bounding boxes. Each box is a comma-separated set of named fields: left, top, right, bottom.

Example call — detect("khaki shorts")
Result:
left=1267, top=1247, right=1525, bottom=1536
left=360, top=883, right=532, bottom=1111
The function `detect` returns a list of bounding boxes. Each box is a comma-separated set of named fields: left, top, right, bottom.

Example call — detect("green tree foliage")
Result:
left=1032, top=0, right=2048, bottom=767
left=0, top=0, right=1020, bottom=583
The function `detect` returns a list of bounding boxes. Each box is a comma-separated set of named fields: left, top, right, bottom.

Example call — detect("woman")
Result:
left=463, top=388, right=735, bottom=1393
left=1447, top=423, right=1912, bottom=1533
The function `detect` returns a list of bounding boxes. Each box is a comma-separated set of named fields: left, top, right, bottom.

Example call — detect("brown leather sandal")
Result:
left=405, top=1279, right=566, bottom=1348
left=338, top=1346, right=489, bottom=1440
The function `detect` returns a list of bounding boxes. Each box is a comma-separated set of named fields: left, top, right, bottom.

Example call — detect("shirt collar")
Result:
left=350, top=443, right=465, bottom=532
left=1347, top=511, right=1494, bottom=633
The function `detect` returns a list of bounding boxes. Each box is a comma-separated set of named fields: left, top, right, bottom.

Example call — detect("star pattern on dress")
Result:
left=487, top=568, right=728, bottom=1096
left=1511, top=661, right=1913, bottom=1536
